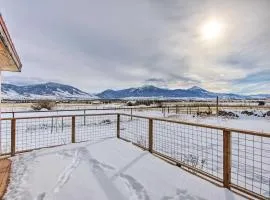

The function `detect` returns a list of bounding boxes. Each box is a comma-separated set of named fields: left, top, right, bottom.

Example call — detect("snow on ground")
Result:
left=1, top=108, right=269, bottom=133
left=4, top=138, right=243, bottom=200
left=165, top=113, right=270, bottom=133
left=130, top=110, right=270, bottom=133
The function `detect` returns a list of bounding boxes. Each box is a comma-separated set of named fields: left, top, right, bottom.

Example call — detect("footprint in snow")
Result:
left=119, top=173, right=150, bottom=200
left=161, top=188, right=206, bottom=200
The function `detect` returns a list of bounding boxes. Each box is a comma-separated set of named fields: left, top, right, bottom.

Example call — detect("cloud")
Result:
left=144, top=78, right=168, bottom=88
left=234, top=70, right=270, bottom=84
left=1, top=0, right=269, bottom=94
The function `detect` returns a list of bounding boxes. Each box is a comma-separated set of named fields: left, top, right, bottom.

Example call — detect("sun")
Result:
left=201, top=20, right=222, bottom=40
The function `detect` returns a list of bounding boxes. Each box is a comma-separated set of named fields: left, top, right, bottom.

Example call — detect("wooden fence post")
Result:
left=223, top=129, right=231, bottom=188
left=117, top=114, right=120, bottom=138
left=11, top=118, right=16, bottom=156
left=163, top=108, right=165, bottom=117
left=130, top=108, right=133, bottom=120
left=61, top=117, right=64, bottom=132
left=84, top=109, right=86, bottom=126
left=148, top=119, right=153, bottom=153
left=72, top=116, right=76, bottom=143
left=216, top=96, right=219, bottom=116
left=51, top=117, right=54, bottom=134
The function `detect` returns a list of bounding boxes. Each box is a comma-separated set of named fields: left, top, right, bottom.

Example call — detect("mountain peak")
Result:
left=102, top=89, right=115, bottom=93
left=188, top=86, right=204, bottom=91
left=140, top=85, right=157, bottom=89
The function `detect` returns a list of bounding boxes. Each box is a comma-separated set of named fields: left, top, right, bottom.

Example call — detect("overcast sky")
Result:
left=1, top=0, right=269, bottom=94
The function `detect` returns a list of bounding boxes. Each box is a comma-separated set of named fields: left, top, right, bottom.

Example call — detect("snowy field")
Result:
left=1, top=108, right=270, bottom=133
left=166, top=113, right=270, bottom=133
left=0, top=103, right=126, bottom=112
left=0, top=107, right=269, bottom=199
left=1, top=99, right=270, bottom=112
left=4, top=138, right=243, bottom=200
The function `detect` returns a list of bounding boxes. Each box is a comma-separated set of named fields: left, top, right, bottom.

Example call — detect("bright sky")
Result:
left=1, top=0, right=269, bottom=94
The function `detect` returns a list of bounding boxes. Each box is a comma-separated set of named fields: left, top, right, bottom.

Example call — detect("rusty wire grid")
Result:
left=152, top=120, right=224, bottom=180
left=75, top=114, right=116, bottom=143
left=119, top=115, right=149, bottom=149
left=231, top=132, right=270, bottom=198
left=15, top=116, right=72, bottom=152
left=0, top=119, right=11, bottom=154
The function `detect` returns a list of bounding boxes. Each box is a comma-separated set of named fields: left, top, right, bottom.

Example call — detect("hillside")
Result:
left=97, top=85, right=247, bottom=99
left=2, top=82, right=97, bottom=100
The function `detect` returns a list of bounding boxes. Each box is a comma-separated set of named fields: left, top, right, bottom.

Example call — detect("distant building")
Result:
left=92, top=100, right=101, bottom=104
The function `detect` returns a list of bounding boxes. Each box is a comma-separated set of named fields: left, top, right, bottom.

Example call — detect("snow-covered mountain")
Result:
left=2, top=82, right=98, bottom=100
left=97, top=85, right=268, bottom=99
left=1, top=78, right=269, bottom=100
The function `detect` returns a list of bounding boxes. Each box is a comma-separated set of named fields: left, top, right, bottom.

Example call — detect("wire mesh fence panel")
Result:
left=15, top=117, right=72, bottom=152
left=231, top=132, right=270, bottom=199
left=85, top=109, right=131, bottom=115
left=153, top=120, right=224, bottom=180
left=75, top=114, right=116, bottom=143
left=1, top=119, right=11, bottom=155
left=119, top=115, right=149, bottom=149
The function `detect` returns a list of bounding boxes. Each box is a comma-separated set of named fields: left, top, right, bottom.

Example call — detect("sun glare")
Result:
left=201, top=20, right=222, bottom=40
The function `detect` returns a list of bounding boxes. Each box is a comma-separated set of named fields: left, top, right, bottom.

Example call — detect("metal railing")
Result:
left=0, top=113, right=269, bottom=199
left=0, top=113, right=116, bottom=155
left=118, top=114, right=270, bottom=199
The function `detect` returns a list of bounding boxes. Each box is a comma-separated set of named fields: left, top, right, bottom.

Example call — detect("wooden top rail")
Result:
left=1, top=112, right=269, bottom=137
left=0, top=113, right=117, bottom=121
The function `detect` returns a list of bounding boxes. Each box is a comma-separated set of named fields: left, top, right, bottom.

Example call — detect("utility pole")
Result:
left=216, top=96, right=219, bottom=117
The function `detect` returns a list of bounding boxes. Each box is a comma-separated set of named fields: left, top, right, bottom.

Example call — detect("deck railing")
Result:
left=0, top=113, right=269, bottom=199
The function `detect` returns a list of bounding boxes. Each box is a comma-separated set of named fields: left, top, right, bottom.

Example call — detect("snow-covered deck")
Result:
left=4, top=138, right=243, bottom=200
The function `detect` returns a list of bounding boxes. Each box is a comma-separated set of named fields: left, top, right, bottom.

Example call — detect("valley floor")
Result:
left=2, top=108, right=270, bottom=133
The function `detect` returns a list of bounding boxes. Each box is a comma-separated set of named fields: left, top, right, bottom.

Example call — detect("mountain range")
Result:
left=2, top=82, right=97, bottom=100
left=97, top=85, right=247, bottom=99
left=1, top=80, right=269, bottom=100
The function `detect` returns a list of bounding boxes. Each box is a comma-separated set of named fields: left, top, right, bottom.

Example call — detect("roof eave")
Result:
left=0, top=14, right=22, bottom=72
